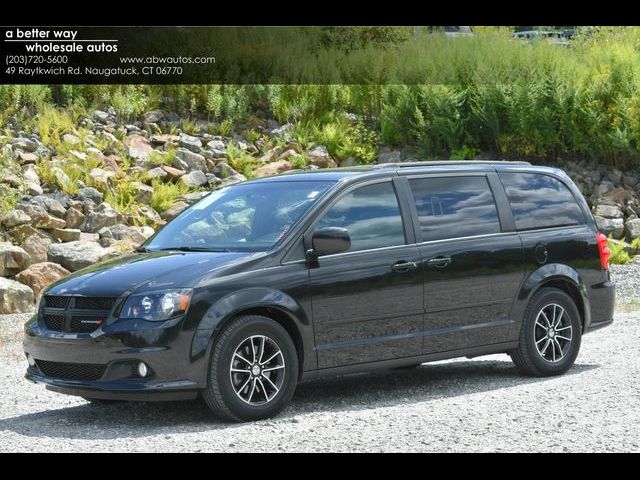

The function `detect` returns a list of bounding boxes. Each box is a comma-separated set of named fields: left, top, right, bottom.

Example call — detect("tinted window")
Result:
left=316, top=182, right=405, bottom=253
left=409, top=176, right=501, bottom=241
left=499, top=173, right=585, bottom=230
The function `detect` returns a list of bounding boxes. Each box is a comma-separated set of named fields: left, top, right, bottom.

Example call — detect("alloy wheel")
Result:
left=534, top=303, right=573, bottom=363
left=229, top=335, right=286, bottom=405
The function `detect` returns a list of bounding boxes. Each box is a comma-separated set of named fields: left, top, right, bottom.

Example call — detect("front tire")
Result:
left=202, top=315, right=299, bottom=422
left=509, top=287, right=582, bottom=376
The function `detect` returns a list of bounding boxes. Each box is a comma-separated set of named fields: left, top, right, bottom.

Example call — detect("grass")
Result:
left=609, top=238, right=632, bottom=265
left=149, top=179, right=191, bottom=213
left=226, top=142, right=259, bottom=178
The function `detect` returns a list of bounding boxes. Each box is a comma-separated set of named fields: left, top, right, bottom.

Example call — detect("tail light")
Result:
left=596, top=233, right=611, bottom=270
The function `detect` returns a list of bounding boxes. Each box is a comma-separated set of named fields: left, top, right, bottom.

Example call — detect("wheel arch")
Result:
left=515, top=264, right=590, bottom=333
left=191, top=287, right=314, bottom=382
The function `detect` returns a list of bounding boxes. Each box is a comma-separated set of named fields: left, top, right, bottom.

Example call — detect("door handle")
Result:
left=427, top=256, right=452, bottom=268
left=392, top=261, right=419, bottom=273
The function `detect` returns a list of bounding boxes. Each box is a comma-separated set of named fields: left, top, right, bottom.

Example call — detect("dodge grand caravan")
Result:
left=23, top=161, right=615, bottom=421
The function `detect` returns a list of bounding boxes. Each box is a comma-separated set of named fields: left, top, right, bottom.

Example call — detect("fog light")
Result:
left=27, top=354, right=35, bottom=367
left=137, top=362, right=148, bottom=378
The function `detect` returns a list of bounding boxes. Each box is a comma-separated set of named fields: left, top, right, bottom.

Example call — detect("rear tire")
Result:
left=202, top=315, right=299, bottom=422
left=509, top=287, right=582, bottom=376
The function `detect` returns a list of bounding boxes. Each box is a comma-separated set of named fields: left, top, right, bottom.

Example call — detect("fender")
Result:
left=190, top=287, right=316, bottom=374
left=508, top=263, right=590, bottom=340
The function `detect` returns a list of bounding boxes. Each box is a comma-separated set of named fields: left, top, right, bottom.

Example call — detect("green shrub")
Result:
left=609, top=238, right=632, bottom=265
left=149, top=179, right=190, bottom=213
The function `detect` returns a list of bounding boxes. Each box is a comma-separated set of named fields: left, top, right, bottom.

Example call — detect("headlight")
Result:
left=119, top=289, right=193, bottom=321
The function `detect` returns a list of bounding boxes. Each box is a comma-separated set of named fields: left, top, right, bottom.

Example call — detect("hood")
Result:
left=45, top=250, right=259, bottom=297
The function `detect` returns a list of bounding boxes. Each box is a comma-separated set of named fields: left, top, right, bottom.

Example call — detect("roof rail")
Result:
left=379, top=160, right=532, bottom=168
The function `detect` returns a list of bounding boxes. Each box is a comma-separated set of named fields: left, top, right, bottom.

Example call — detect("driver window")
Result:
left=316, top=182, right=405, bottom=253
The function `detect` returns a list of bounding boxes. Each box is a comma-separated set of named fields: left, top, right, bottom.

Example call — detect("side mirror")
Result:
left=309, top=227, right=351, bottom=258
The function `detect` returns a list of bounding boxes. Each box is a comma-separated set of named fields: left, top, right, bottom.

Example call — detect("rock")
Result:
left=625, top=218, right=640, bottom=242
left=7, top=225, right=50, bottom=245
left=105, top=224, right=153, bottom=246
left=306, top=145, right=337, bottom=168
left=377, top=148, right=402, bottom=164
left=180, top=170, right=208, bottom=187
left=340, top=157, right=357, bottom=167
left=20, top=235, right=52, bottom=265
left=594, top=180, right=617, bottom=199
left=144, top=110, right=165, bottom=124
left=18, top=151, right=38, bottom=164
left=130, top=181, right=154, bottom=203
left=48, top=241, right=119, bottom=271
left=146, top=167, right=168, bottom=181
left=179, top=133, right=203, bottom=152
left=62, top=133, right=81, bottom=146
left=0, top=242, right=31, bottom=276
left=69, top=149, right=88, bottom=162
left=102, top=155, right=125, bottom=176
left=179, top=191, right=210, bottom=203
left=11, top=137, right=38, bottom=152
left=150, top=133, right=180, bottom=145
left=1, top=173, right=22, bottom=188
left=126, top=134, right=154, bottom=162
left=64, top=207, right=86, bottom=229
left=34, top=196, right=66, bottom=218
left=161, top=165, right=186, bottom=180
left=16, top=203, right=66, bottom=230
left=77, top=187, right=104, bottom=204
left=0, top=277, right=34, bottom=314
left=93, top=110, right=111, bottom=123
left=257, top=146, right=285, bottom=164
left=593, top=204, right=624, bottom=219
left=80, top=202, right=119, bottom=233
left=253, top=159, right=293, bottom=177
left=220, top=174, right=247, bottom=187
left=173, top=148, right=206, bottom=172
left=50, top=167, right=73, bottom=191
left=161, top=201, right=190, bottom=220
left=2, top=209, right=31, bottom=228
left=595, top=216, right=624, bottom=239
left=15, top=262, right=70, bottom=298
left=212, top=162, right=238, bottom=178
left=207, top=174, right=222, bottom=187
left=127, top=205, right=164, bottom=227
left=51, top=228, right=82, bottom=242
left=270, top=123, right=293, bottom=140
left=206, top=139, right=226, bottom=156
left=88, top=168, right=115, bottom=190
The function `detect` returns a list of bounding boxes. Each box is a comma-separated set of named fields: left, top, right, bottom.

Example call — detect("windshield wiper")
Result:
left=157, top=246, right=232, bottom=252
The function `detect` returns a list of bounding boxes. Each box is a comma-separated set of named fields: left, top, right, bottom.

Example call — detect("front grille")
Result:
left=43, top=314, right=65, bottom=331
left=70, top=315, right=106, bottom=333
left=75, top=297, right=116, bottom=310
left=44, top=296, right=69, bottom=309
left=40, top=296, right=116, bottom=334
left=35, top=359, right=106, bottom=381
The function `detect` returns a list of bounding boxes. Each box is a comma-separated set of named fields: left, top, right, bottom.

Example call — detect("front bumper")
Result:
left=23, top=315, right=207, bottom=401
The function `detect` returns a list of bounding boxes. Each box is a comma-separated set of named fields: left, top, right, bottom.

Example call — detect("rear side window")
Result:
left=316, top=182, right=405, bottom=253
left=499, top=173, right=585, bottom=230
left=408, top=176, right=501, bottom=242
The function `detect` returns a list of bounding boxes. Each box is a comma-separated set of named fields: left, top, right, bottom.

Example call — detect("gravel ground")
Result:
left=611, top=262, right=640, bottom=305
left=0, top=267, right=638, bottom=452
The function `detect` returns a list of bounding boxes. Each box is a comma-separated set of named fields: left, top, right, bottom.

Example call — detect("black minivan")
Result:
left=23, top=161, right=615, bottom=421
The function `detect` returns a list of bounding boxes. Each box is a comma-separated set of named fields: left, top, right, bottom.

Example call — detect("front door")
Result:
left=308, top=180, right=424, bottom=369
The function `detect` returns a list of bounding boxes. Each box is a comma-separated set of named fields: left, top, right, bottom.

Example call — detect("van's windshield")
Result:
left=144, top=181, right=334, bottom=252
